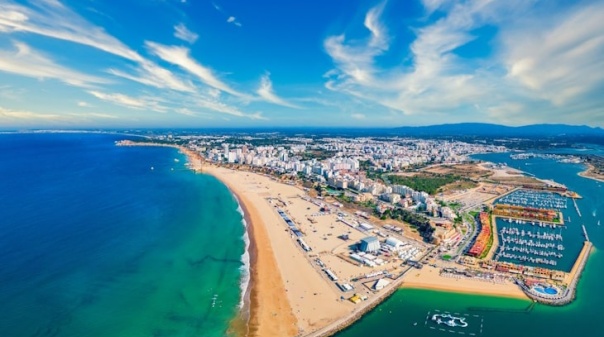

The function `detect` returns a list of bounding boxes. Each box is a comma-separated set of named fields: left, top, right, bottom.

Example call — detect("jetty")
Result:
left=582, top=224, right=590, bottom=241
left=573, top=198, right=582, bottom=217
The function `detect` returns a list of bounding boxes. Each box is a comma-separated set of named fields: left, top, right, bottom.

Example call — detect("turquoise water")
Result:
left=337, top=151, right=604, bottom=337
left=0, top=133, right=246, bottom=337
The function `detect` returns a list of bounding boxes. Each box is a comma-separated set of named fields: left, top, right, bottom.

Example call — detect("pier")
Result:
left=573, top=198, right=582, bottom=217
left=582, top=224, right=589, bottom=241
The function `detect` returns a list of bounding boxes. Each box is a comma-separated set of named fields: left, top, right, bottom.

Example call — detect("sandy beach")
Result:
left=203, top=165, right=355, bottom=336
left=402, top=266, right=528, bottom=299
left=578, top=163, right=604, bottom=183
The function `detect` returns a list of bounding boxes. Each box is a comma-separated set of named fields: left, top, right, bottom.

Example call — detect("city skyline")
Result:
left=0, top=0, right=603, bottom=128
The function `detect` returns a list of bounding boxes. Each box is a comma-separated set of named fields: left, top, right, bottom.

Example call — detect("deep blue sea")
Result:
left=0, top=133, right=246, bottom=337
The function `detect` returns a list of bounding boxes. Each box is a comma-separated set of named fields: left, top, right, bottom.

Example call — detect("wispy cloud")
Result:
left=0, top=41, right=107, bottom=87
left=174, top=23, right=198, bottom=44
left=0, top=106, right=64, bottom=121
left=107, top=60, right=196, bottom=92
left=0, top=105, right=119, bottom=126
left=0, top=0, right=143, bottom=62
left=257, top=73, right=300, bottom=108
left=0, top=1, right=196, bottom=93
left=502, top=2, right=604, bottom=107
left=88, top=90, right=168, bottom=112
left=192, top=96, right=262, bottom=119
left=67, top=112, right=119, bottom=119
left=351, top=113, right=366, bottom=120
left=323, top=0, right=604, bottom=125
left=145, top=41, right=246, bottom=97
left=0, top=85, right=25, bottom=100
left=226, top=16, right=242, bottom=27
left=212, top=2, right=242, bottom=26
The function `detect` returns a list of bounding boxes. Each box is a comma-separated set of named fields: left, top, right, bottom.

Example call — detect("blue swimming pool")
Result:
left=534, top=285, right=558, bottom=295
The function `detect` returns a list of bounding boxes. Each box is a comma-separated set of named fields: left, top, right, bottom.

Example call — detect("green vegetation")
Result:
left=223, top=137, right=286, bottom=147
left=377, top=208, right=434, bottom=240
left=338, top=194, right=354, bottom=203
left=386, top=173, right=465, bottom=195
left=300, top=150, right=337, bottom=161
left=359, top=160, right=383, bottom=180
left=442, top=254, right=452, bottom=261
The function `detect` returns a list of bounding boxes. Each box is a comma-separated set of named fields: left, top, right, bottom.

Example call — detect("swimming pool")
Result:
left=533, top=285, right=559, bottom=295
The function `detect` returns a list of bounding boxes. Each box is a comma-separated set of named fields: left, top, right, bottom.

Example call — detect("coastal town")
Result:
left=118, top=134, right=595, bottom=337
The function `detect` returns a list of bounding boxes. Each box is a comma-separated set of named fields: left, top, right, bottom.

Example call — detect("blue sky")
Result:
left=0, top=0, right=603, bottom=128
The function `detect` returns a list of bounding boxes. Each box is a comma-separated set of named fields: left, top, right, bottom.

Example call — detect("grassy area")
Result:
left=442, top=254, right=452, bottom=261
left=300, top=150, right=337, bottom=161
left=386, top=173, right=466, bottom=195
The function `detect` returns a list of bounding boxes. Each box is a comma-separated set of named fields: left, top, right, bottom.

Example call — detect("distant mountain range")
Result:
left=393, top=123, right=604, bottom=137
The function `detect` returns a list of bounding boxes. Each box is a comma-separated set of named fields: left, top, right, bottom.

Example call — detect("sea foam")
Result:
left=235, top=199, right=251, bottom=309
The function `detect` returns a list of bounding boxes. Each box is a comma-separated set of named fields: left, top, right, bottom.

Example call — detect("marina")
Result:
left=494, top=218, right=570, bottom=270
left=489, top=188, right=580, bottom=272
left=497, top=190, right=568, bottom=210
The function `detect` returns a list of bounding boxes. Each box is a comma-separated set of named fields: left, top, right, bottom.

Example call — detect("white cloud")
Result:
left=68, top=112, right=118, bottom=119
left=0, top=41, right=107, bottom=87
left=0, top=0, right=143, bottom=62
left=323, top=0, right=604, bottom=125
left=107, top=60, right=196, bottom=93
left=0, top=1, right=196, bottom=93
left=88, top=90, right=168, bottom=112
left=226, top=16, right=242, bottom=27
left=257, top=73, right=299, bottom=108
left=324, top=2, right=389, bottom=88
left=145, top=41, right=246, bottom=97
left=351, top=113, right=366, bottom=120
left=0, top=85, right=25, bottom=100
left=174, top=23, right=198, bottom=44
left=77, top=101, right=92, bottom=107
left=191, top=96, right=265, bottom=119
left=502, top=2, right=604, bottom=106
left=420, top=0, right=454, bottom=15
left=0, top=106, right=63, bottom=121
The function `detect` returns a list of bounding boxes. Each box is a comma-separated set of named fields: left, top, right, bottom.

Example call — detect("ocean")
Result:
left=336, top=151, right=604, bottom=337
left=0, top=133, right=247, bottom=337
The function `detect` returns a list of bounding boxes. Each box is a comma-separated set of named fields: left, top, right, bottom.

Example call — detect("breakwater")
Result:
left=301, top=267, right=414, bottom=337
left=520, top=241, right=592, bottom=305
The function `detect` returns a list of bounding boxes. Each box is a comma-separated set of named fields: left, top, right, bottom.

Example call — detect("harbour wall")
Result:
left=520, top=241, right=592, bottom=305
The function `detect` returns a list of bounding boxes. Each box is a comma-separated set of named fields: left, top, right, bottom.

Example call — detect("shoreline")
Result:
left=203, top=166, right=298, bottom=337
left=578, top=163, right=604, bottom=183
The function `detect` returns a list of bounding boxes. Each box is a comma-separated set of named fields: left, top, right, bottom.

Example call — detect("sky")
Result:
left=0, top=0, right=603, bottom=128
